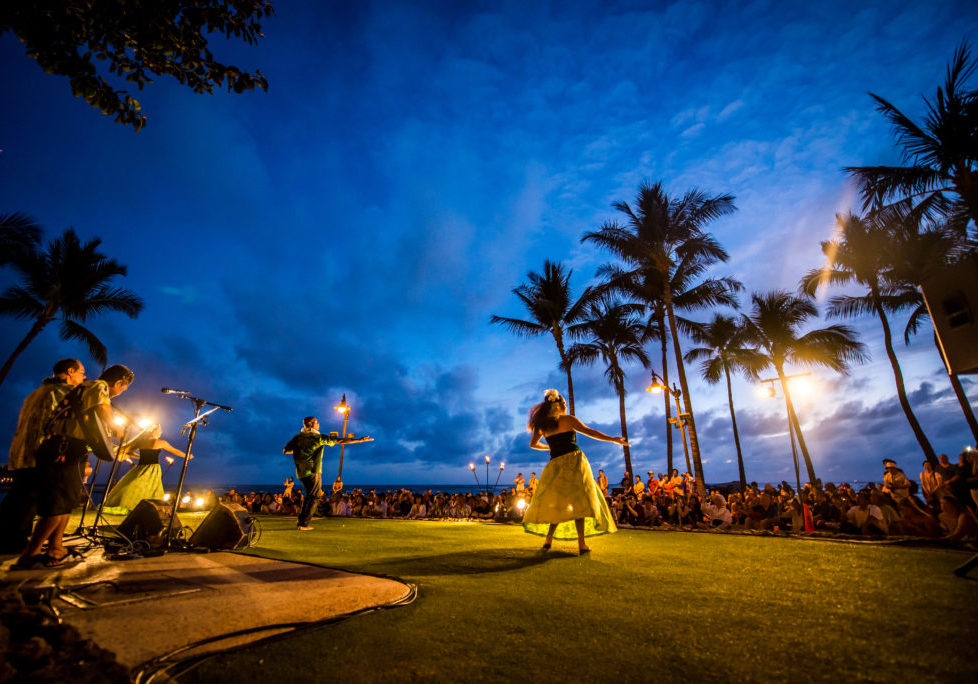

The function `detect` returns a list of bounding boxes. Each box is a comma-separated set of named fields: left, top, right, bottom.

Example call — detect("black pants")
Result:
left=35, top=436, right=88, bottom=516
left=298, top=475, right=322, bottom=526
left=0, top=467, right=41, bottom=552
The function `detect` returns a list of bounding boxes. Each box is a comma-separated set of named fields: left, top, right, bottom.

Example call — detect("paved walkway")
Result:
left=2, top=546, right=412, bottom=674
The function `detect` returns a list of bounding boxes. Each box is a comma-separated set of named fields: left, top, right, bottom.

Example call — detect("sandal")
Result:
left=43, top=548, right=83, bottom=567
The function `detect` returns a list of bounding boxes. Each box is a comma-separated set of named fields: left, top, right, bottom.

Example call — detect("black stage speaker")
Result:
left=920, top=256, right=978, bottom=375
left=188, top=502, right=254, bottom=550
left=118, top=499, right=181, bottom=547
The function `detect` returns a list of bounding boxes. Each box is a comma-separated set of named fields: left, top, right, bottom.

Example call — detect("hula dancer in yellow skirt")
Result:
left=101, top=425, right=191, bottom=515
left=523, top=389, right=623, bottom=554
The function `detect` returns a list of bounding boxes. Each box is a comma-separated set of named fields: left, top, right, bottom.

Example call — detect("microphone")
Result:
left=161, top=388, right=190, bottom=395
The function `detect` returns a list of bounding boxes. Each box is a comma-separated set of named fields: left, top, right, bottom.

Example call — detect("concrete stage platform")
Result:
left=2, top=546, right=414, bottom=676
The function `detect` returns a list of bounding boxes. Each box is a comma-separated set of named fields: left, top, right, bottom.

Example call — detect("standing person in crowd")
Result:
left=101, top=423, right=191, bottom=515
left=597, top=469, right=609, bottom=497
left=513, top=472, right=526, bottom=495
left=283, top=416, right=372, bottom=531
left=919, top=460, right=944, bottom=506
left=522, top=389, right=622, bottom=554
left=1, top=358, right=86, bottom=553
left=646, top=472, right=659, bottom=497
left=881, top=459, right=911, bottom=503
left=528, top=472, right=538, bottom=496
left=633, top=475, right=645, bottom=497
left=16, top=364, right=133, bottom=568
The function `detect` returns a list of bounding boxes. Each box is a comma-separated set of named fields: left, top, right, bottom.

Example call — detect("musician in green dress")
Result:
left=102, top=424, right=191, bottom=515
left=522, top=389, right=623, bottom=554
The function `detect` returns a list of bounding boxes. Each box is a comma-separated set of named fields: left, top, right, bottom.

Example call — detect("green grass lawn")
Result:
left=170, top=517, right=976, bottom=683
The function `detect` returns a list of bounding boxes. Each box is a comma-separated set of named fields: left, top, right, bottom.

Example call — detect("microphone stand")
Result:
left=161, top=392, right=232, bottom=551
left=74, top=411, right=150, bottom=539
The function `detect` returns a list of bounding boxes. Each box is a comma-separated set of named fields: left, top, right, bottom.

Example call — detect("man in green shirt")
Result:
left=283, top=416, right=371, bottom=530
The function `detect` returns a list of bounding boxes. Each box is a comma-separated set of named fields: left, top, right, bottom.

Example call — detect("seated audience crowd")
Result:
left=218, top=450, right=978, bottom=542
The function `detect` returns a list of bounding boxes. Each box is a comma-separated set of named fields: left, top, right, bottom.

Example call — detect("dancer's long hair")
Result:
left=527, top=389, right=566, bottom=433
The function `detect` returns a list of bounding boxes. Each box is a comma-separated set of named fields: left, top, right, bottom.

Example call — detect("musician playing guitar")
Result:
left=15, top=364, right=134, bottom=568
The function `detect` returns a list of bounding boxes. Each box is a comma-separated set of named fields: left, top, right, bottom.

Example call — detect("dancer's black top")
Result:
left=544, top=431, right=578, bottom=459
left=137, top=448, right=162, bottom=466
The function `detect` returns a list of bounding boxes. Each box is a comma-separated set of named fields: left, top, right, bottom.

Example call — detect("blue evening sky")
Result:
left=2, top=0, right=977, bottom=488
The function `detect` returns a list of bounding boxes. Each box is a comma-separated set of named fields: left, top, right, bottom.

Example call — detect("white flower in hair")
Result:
left=544, top=388, right=560, bottom=402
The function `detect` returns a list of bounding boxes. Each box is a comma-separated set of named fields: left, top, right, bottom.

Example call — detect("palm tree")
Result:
left=685, top=314, right=764, bottom=491
left=846, top=41, right=978, bottom=236
left=742, top=291, right=868, bottom=484
left=595, top=265, right=674, bottom=471
left=800, top=212, right=938, bottom=462
left=491, top=260, right=597, bottom=414
left=583, top=181, right=738, bottom=495
left=491, top=260, right=598, bottom=415
left=0, top=224, right=143, bottom=387
left=566, top=301, right=651, bottom=482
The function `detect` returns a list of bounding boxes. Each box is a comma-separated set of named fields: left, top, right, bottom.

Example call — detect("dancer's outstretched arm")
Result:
left=565, top=415, right=628, bottom=446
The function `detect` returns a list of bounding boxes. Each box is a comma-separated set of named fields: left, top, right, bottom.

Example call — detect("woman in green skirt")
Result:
left=523, top=389, right=624, bottom=554
left=101, top=425, right=191, bottom=515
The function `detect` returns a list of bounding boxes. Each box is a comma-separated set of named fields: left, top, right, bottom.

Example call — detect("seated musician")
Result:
left=15, top=365, right=133, bottom=568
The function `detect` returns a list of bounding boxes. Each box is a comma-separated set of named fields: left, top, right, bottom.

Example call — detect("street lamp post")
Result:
left=756, top=372, right=812, bottom=495
left=335, top=394, right=350, bottom=480
left=647, top=371, right=692, bottom=476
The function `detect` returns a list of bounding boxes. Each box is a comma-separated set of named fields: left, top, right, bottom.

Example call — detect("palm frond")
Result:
left=825, top=294, right=877, bottom=319
left=59, top=319, right=107, bottom=367
left=489, top=315, right=547, bottom=337
left=0, top=287, right=45, bottom=319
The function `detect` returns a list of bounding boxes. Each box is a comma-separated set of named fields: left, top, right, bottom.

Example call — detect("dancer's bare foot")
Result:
left=578, top=546, right=591, bottom=555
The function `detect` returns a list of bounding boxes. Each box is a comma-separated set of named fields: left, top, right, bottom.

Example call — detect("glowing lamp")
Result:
left=113, top=416, right=126, bottom=426
left=137, top=417, right=153, bottom=429
left=485, top=455, right=491, bottom=464
left=181, top=494, right=191, bottom=505
left=790, top=376, right=813, bottom=396
left=163, top=493, right=171, bottom=502
left=646, top=383, right=664, bottom=394
left=516, top=499, right=527, bottom=511
left=164, top=456, right=174, bottom=465
left=499, top=463, right=504, bottom=470
left=195, top=497, right=205, bottom=508
left=469, top=463, right=475, bottom=470
left=335, top=394, right=349, bottom=414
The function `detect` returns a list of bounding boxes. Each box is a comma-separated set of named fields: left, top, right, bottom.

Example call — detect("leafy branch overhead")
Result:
left=0, top=1, right=275, bottom=131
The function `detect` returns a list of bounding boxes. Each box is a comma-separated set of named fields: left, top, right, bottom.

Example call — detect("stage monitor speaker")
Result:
left=118, top=499, right=181, bottom=547
left=920, top=256, right=978, bottom=375
left=188, top=502, right=254, bottom=550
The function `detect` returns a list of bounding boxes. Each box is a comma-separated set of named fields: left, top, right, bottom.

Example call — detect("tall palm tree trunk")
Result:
left=616, top=379, right=633, bottom=482
left=663, top=289, right=706, bottom=496
left=0, top=318, right=48, bottom=388
left=934, top=334, right=978, bottom=445
left=949, top=373, right=978, bottom=445
left=658, top=307, right=673, bottom=473
left=870, top=290, right=937, bottom=463
left=778, top=369, right=817, bottom=484
left=724, top=366, right=747, bottom=490
left=553, top=331, right=575, bottom=415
